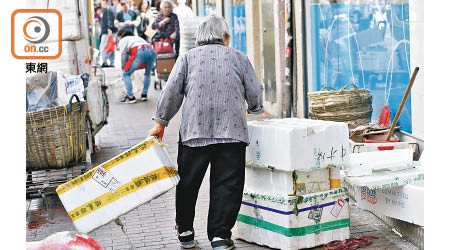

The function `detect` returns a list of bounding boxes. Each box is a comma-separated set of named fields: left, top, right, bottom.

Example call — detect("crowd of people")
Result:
left=93, top=0, right=193, bottom=103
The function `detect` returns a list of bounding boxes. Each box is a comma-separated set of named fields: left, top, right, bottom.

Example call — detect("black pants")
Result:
left=175, top=142, right=246, bottom=241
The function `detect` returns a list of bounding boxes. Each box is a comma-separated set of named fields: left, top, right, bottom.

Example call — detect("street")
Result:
left=25, top=67, right=418, bottom=250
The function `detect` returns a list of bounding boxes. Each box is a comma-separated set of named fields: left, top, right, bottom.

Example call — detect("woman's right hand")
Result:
left=148, top=122, right=165, bottom=141
left=160, top=17, right=170, bottom=26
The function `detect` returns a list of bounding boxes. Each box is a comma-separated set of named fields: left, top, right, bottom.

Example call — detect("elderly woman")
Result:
left=148, top=16, right=264, bottom=250
left=151, top=0, right=180, bottom=55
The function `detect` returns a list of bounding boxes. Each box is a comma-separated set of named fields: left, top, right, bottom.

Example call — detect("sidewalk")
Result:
left=26, top=67, right=418, bottom=250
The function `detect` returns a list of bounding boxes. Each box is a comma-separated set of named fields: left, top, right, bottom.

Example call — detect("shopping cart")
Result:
left=152, top=35, right=177, bottom=89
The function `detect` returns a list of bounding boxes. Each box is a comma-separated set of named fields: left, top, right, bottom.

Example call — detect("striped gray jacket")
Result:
left=152, top=43, right=264, bottom=144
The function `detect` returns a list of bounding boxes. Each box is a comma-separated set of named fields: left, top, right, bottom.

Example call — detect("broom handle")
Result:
left=385, top=67, right=420, bottom=141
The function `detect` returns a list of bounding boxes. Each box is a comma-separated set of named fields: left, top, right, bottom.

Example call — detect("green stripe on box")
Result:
left=237, top=214, right=350, bottom=237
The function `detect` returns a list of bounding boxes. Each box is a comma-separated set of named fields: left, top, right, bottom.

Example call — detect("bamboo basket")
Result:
left=308, top=83, right=373, bottom=123
left=26, top=95, right=86, bottom=171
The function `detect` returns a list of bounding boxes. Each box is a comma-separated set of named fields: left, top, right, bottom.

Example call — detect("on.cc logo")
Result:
left=23, top=16, right=50, bottom=44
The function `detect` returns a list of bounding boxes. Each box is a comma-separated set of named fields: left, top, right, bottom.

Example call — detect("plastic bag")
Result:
left=105, top=35, right=115, bottom=53
left=109, top=70, right=145, bottom=101
left=56, top=73, right=86, bottom=105
left=153, top=38, right=174, bottom=54
left=86, top=79, right=104, bottom=128
left=26, top=72, right=58, bottom=112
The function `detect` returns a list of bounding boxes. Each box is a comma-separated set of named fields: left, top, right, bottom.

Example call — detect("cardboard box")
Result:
left=233, top=188, right=350, bottom=250
left=245, top=162, right=330, bottom=196
left=57, top=137, right=179, bottom=233
left=246, top=118, right=349, bottom=171
left=329, top=166, right=341, bottom=189
left=346, top=148, right=414, bottom=176
left=354, top=184, right=424, bottom=226
left=26, top=0, right=86, bottom=41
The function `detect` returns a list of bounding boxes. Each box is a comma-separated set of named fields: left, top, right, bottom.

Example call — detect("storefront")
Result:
left=305, top=0, right=413, bottom=134
left=194, top=0, right=247, bottom=53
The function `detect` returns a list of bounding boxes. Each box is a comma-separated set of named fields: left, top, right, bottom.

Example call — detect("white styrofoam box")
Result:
left=246, top=118, right=349, bottom=171
left=43, top=41, right=77, bottom=75
left=75, top=37, right=92, bottom=74
left=43, top=40, right=91, bottom=75
left=233, top=188, right=350, bottom=250
left=26, top=0, right=85, bottom=41
left=245, top=162, right=330, bottom=196
left=78, top=0, right=90, bottom=42
left=57, top=137, right=179, bottom=233
left=108, top=70, right=145, bottom=101
left=86, top=79, right=104, bottom=128
left=355, top=184, right=424, bottom=226
left=346, top=148, right=414, bottom=176
left=344, top=165, right=424, bottom=190
left=349, top=139, right=417, bottom=154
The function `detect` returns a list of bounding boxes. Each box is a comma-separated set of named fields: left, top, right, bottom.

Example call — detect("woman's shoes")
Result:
left=121, top=95, right=137, bottom=104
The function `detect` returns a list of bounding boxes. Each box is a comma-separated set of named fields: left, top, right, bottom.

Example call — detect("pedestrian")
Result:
left=136, top=0, right=153, bottom=40
left=100, top=0, right=118, bottom=67
left=112, top=0, right=121, bottom=15
left=152, top=0, right=180, bottom=56
left=117, top=29, right=156, bottom=103
left=173, top=0, right=193, bottom=18
left=127, top=0, right=137, bottom=12
left=115, top=1, right=139, bottom=33
left=148, top=15, right=264, bottom=250
left=94, top=5, right=103, bottom=49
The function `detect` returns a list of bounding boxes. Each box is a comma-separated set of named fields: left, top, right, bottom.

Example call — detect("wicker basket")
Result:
left=26, top=95, right=86, bottom=171
left=308, top=83, right=373, bottom=123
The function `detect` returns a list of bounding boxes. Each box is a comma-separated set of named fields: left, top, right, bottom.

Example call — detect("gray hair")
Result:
left=160, top=0, right=175, bottom=9
left=195, top=15, right=230, bottom=46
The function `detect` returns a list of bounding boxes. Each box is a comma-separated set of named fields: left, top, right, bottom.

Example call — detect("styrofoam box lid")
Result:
left=344, top=165, right=423, bottom=190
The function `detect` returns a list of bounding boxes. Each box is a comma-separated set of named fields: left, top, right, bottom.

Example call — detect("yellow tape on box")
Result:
left=57, top=137, right=179, bottom=233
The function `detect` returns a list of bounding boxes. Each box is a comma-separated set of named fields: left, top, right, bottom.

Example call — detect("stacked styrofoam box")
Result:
left=245, top=162, right=330, bottom=196
left=26, top=0, right=85, bottom=41
left=354, top=183, right=424, bottom=226
left=40, top=40, right=91, bottom=75
left=57, top=137, right=179, bottom=233
left=235, top=118, right=351, bottom=249
left=179, top=17, right=207, bottom=55
left=343, top=136, right=424, bottom=226
left=246, top=118, right=350, bottom=171
left=233, top=188, right=350, bottom=250
left=27, top=0, right=92, bottom=75
left=346, top=148, right=414, bottom=176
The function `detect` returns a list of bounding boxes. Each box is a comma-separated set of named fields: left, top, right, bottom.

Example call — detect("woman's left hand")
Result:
left=170, top=32, right=177, bottom=40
